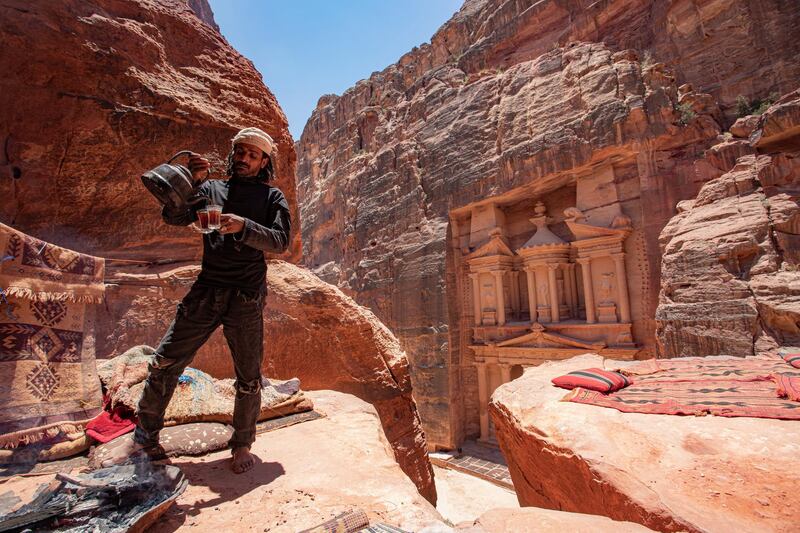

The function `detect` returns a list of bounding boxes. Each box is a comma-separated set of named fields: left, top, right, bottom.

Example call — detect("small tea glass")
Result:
left=206, top=204, right=222, bottom=231
left=196, top=204, right=223, bottom=233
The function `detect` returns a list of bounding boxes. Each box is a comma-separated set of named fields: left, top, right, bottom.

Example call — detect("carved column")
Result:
left=493, top=271, right=506, bottom=326
left=578, top=258, right=596, bottom=324
left=566, top=264, right=578, bottom=317
left=510, top=271, right=520, bottom=320
left=562, top=265, right=573, bottom=319
left=612, top=253, right=632, bottom=323
left=476, top=363, right=489, bottom=441
left=470, top=273, right=482, bottom=326
left=547, top=263, right=561, bottom=323
left=499, top=364, right=512, bottom=385
left=525, top=268, right=538, bottom=323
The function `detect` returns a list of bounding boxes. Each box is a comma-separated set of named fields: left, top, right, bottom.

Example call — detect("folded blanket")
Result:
left=85, top=404, right=136, bottom=443
left=776, top=374, right=800, bottom=402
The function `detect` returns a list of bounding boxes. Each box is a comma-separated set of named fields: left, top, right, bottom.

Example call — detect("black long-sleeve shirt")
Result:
left=162, top=176, right=291, bottom=291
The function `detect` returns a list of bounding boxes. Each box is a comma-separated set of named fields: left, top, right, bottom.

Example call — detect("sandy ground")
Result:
left=432, top=465, right=518, bottom=526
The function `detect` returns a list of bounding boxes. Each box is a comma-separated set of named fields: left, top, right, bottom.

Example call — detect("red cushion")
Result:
left=552, top=368, right=632, bottom=392
left=780, top=352, right=800, bottom=369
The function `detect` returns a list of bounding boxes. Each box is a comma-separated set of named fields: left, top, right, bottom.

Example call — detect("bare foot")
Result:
left=99, top=434, right=149, bottom=468
left=231, top=446, right=256, bottom=474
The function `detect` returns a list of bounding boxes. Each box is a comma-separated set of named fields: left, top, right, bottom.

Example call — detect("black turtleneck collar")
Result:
left=229, top=174, right=265, bottom=185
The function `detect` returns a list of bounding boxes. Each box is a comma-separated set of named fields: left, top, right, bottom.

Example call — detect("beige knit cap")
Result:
left=231, top=127, right=275, bottom=156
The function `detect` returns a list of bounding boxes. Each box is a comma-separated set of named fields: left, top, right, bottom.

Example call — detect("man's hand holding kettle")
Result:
left=187, top=152, right=211, bottom=183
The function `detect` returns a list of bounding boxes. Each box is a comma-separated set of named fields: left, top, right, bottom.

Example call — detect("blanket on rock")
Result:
left=566, top=356, right=800, bottom=420
left=0, top=223, right=104, bottom=450
left=97, top=345, right=313, bottom=425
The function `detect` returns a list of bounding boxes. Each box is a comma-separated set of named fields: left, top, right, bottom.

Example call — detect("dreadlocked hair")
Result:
left=225, top=149, right=275, bottom=182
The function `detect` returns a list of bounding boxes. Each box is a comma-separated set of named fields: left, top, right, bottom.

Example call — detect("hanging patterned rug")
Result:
left=0, top=223, right=104, bottom=454
left=564, top=356, right=800, bottom=420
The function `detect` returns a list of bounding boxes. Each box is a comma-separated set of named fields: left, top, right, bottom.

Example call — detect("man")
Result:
left=105, top=127, right=290, bottom=473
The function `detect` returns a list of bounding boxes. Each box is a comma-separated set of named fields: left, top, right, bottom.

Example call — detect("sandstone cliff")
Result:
left=657, top=90, right=800, bottom=356
left=98, top=260, right=437, bottom=504
left=297, top=0, right=800, bottom=448
left=0, top=0, right=300, bottom=261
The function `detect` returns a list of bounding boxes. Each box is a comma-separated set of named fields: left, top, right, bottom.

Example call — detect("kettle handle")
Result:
left=167, top=150, right=195, bottom=164
left=167, top=150, right=210, bottom=186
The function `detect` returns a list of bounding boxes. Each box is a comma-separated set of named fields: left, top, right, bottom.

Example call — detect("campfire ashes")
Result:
left=0, top=463, right=186, bottom=532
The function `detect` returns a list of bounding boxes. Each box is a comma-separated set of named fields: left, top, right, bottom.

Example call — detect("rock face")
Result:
left=97, top=260, right=436, bottom=504
left=490, top=354, right=800, bottom=533
left=0, top=0, right=300, bottom=262
left=657, top=91, right=800, bottom=357
left=297, top=0, right=800, bottom=448
left=457, top=507, right=654, bottom=533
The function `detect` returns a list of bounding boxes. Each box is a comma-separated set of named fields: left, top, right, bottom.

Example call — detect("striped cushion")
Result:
left=552, top=368, right=632, bottom=393
left=780, top=351, right=800, bottom=369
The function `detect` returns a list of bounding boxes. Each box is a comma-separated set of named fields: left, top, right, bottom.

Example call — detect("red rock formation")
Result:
left=0, top=0, right=300, bottom=262
left=97, top=260, right=437, bottom=504
left=297, top=0, right=800, bottom=449
left=657, top=90, right=800, bottom=357
left=490, top=354, right=800, bottom=532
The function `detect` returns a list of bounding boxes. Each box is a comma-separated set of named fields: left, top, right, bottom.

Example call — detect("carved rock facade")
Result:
left=297, top=0, right=800, bottom=449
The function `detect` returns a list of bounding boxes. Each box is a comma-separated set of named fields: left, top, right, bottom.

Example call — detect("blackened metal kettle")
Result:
left=140, top=151, right=208, bottom=210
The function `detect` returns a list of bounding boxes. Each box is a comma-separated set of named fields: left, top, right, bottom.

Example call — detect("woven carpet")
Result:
left=0, top=224, right=104, bottom=450
left=565, top=356, right=800, bottom=419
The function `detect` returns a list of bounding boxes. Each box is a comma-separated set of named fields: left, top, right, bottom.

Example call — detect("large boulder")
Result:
left=490, top=354, right=800, bottom=532
left=97, top=260, right=436, bottom=504
left=0, top=0, right=300, bottom=262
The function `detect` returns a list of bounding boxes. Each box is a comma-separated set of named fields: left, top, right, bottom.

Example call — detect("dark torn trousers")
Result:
left=133, top=283, right=265, bottom=450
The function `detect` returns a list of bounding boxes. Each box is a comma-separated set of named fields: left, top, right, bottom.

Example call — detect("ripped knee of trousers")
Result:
left=149, top=353, right=181, bottom=372
left=235, top=378, right=262, bottom=396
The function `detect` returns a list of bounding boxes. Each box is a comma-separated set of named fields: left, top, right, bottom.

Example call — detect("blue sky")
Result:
left=208, top=1, right=463, bottom=140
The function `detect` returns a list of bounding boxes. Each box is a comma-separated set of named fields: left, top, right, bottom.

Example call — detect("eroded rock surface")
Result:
left=457, top=507, right=654, bottom=533
left=657, top=91, right=800, bottom=357
left=97, top=260, right=436, bottom=504
left=490, top=354, right=800, bottom=532
left=0, top=0, right=300, bottom=261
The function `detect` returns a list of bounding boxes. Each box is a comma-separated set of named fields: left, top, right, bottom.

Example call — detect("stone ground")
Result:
left=432, top=465, right=518, bottom=526
left=0, top=391, right=446, bottom=533
left=431, top=441, right=513, bottom=490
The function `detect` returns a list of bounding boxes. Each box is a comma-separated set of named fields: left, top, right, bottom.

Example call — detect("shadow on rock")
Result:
left=151, top=456, right=285, bottom=532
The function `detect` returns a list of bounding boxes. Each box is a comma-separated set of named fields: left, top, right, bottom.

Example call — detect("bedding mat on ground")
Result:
left=565, top=356, right=800, bottom=419
left=0, top=223, right=104, bottom=454
left=88, top=422, right=234, bottom=468
left=97, top=345, right=313, bottom=425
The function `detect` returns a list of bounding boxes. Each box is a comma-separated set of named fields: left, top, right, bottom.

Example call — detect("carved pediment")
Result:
left=467, top=229, right=515, bottom=259
left=518, top=201, right=568, bottom=252
left=565, top=220, right=628, bottom=241
left=565, top=209, right=632, bottom=241
left=493, top=323, right=606, bottom=350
